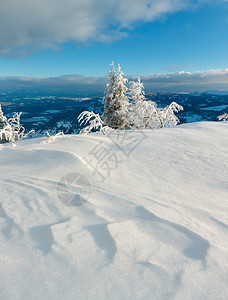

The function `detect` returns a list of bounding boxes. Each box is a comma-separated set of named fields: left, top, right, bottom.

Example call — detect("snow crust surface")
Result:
left=0, top=122, right=227, bottom=299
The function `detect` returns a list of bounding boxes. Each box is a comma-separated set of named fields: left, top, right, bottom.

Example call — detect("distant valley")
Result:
left=0, top=91, right=227, bottom=137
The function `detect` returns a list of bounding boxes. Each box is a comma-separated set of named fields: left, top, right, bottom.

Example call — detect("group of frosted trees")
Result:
left=78, top=62, right=184, bottom=134
left=0, top=105, right=34, bottom=144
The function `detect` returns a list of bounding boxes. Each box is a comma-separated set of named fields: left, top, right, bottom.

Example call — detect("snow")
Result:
left=45, top=110, right=62, bottom=114
left=201, top=105, right=228, bottom=111
left=22, top=116, right=49, bottom=122
left=0, top=122, right=228, bottom=299
left=56, top=121, right=72, bottom=129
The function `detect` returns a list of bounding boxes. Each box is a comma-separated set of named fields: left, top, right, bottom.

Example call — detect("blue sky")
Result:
left=0, top=0, right=228, bottom=92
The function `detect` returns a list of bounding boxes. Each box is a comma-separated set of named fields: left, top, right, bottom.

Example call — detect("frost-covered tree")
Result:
left=0, top=105, right=6, bottom=130
left=158, top=102, right=183, bottom=128
left=0, top=105, right=13, bottom=143
left=8, top=112, right=35, bottom=141
left=138, top=101, right=160, bottom=129
left=103, top=63, right=130, bottom=129
left=103, top=62, right=116, bottom=123
left=128, top=76, right=183, bottom=129
left=0, top=105, right=34, bottom=143
left=128, top=77, right=158, bottom=129
left=129, top=76, right=146, bottom=104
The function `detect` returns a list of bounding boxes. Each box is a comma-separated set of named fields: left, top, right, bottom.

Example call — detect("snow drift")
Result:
left=0, top=122, right=227, bottom=299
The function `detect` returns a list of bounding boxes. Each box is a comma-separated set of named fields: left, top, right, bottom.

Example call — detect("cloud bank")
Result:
left=0, top=69, right=228, bottom=94
left=0, top=0, right=216, bottom=55
left=139, top=68, right=228, bottom=92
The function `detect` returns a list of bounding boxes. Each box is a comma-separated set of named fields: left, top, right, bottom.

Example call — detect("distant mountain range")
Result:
left=1, top=69, right=228, bottom=94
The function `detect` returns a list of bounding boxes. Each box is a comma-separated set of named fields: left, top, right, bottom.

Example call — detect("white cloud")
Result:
left=0, top=0, right=207, bottom=55
left=139, top=69, right=228, bottom=91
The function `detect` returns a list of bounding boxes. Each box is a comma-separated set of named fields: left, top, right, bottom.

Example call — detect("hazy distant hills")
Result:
left=0, top=91, right=227, bottom=137
left=0, top=76, right=106, bottom=96
left=1, top=70, right=228, bottom=95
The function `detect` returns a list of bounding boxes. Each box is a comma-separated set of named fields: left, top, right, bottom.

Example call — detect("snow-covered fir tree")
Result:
left=0, top=105, right=7, bottom=130
left=129, top=76, right=146, bottom=104
left=128, top=76, right=158, bottom=129
left=0, top=105, right=13, bottom=143
left=103, top=63, right=130, bottom=129
left=103, top=62, right=116, bottom=124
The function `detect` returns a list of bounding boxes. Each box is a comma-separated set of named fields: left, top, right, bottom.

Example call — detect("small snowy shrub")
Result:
left=0, top=105, right=34, bottom=143
left=8, top=112, right=35, bottom=141
left=218, top=113, right=228, bottom=121
left=41, top=131, right=64, bottom=144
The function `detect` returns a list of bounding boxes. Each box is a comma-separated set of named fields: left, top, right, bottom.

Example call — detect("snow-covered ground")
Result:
left=0, top=122, right=227, bottom=300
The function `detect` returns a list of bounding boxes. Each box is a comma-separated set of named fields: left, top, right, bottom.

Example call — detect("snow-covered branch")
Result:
left=78, top=111, right=113, bottom=135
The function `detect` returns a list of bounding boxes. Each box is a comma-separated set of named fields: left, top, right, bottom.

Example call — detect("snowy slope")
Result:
left=0, top=122, right=227, bottom=300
